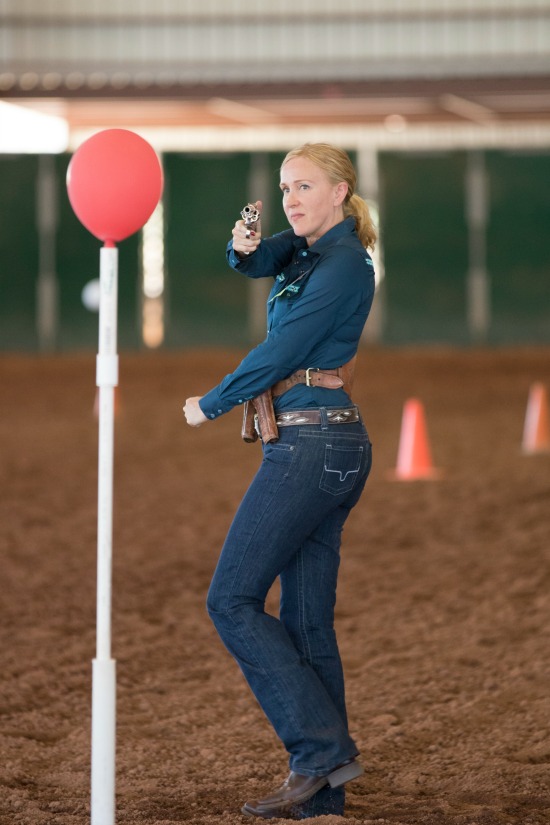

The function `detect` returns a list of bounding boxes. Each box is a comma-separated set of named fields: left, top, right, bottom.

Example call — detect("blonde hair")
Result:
left=281, top=143, right=377, bottom=250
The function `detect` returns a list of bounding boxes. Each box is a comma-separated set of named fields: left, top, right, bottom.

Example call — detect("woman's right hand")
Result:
left=232, top=200, right=262, bottom=257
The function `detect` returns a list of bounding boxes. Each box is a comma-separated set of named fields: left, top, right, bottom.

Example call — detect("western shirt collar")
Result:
left=291, top=216, right=356, bottom=254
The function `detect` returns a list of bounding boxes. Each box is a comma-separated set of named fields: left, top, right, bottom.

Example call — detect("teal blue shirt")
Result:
left=199, top=217, right=375, bottom=420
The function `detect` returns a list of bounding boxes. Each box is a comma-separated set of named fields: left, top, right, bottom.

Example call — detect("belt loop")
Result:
left=320, top=407, right=329, bottom=430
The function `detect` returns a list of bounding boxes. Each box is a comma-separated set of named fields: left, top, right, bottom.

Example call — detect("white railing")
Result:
left=1, top=2, right=549, bottom=87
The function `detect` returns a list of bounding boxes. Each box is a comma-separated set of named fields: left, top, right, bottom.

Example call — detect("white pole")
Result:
left=91, top=243, right=119, bottom=825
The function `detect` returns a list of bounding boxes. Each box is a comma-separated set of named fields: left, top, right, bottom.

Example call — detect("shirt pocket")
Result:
left=319, top=443, right=364, bottom=496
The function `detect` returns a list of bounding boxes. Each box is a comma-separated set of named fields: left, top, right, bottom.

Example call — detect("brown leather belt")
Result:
left=272, top=367, right=345, bottom=397
left=242, top=357, right=357, bottom=445
left=275, top=407, right=360, bottom=427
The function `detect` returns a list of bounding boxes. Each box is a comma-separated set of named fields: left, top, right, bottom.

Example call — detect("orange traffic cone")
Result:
left=522, top=382, right=549, bottom=454
left=388, top=398, right=441, bottom=480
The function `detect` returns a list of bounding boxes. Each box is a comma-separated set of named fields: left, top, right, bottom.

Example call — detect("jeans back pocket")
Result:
left=319, top=443, right=364, bottom=495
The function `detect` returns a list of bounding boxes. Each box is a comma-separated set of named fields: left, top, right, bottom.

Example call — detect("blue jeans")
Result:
left=207, top=408, right=372, bottom=817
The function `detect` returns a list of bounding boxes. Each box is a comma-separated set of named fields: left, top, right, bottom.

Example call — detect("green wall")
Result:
left=379, top=148, right=550, bottom=345
left=162, top=151, right=287, bottom=347
left=0, top=153, right=140, bottom=351
left=379, top=151, right=469, bottom=344
left=162, top=152, right=250, bottom=347
left=0, top=148, right=548, bottom=351
left=0, top=155, right=40, bottom=350
left=487, top=151, right=550, bottom=343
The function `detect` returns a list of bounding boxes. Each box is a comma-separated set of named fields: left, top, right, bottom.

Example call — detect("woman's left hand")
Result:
left=183, top=396, right=208, bottom=427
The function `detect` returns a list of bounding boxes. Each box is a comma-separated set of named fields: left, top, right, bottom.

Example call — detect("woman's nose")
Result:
left=286, top=190, right=299, bottom=207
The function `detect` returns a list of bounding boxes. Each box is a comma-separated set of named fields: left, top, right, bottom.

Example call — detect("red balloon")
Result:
left=66, top=129, right=163, bottom=244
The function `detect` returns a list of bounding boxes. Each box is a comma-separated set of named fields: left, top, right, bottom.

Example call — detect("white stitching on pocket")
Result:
left=319, top=444, right=363, bottom=495
left=323, top=466, right=360, bottom=483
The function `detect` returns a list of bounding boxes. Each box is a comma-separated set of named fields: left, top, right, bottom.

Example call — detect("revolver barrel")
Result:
left=241, top=203, right=260, bottom=228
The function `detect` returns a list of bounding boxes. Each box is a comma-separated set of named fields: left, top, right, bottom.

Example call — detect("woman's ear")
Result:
left=334, top=182, right=349, bottom=206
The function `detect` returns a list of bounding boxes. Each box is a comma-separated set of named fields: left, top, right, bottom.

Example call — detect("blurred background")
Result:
left=1, top=0, right=549, bottom=353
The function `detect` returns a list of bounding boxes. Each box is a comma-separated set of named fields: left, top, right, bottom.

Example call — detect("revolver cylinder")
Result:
left=241, top=203, right=260, bottom=228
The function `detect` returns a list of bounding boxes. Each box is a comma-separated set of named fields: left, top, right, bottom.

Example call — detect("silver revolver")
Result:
left=241, top=203, right=260, bottom=231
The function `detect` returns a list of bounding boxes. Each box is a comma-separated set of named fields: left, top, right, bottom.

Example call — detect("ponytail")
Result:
left=345, top=193, right=377, bottom=251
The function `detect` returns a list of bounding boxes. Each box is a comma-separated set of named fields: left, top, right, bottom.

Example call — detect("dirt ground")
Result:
left=1, top=347, right=550, bottom=825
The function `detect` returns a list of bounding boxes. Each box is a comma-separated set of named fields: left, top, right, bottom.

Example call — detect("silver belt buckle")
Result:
left=305, top=367, right=317, bottom=387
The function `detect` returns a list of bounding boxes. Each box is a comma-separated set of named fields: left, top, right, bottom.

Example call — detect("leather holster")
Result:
left=241, top=391, right=279, bottom=444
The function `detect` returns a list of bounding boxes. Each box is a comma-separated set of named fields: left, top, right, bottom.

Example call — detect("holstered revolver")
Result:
left=241, top=393, right=279, bottom=445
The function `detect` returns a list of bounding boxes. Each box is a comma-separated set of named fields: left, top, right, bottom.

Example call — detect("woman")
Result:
left=183, top=143, right=376, bottom=819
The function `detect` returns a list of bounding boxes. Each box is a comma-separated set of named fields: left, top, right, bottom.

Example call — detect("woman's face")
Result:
left=280, top=156, right=347, bottom=246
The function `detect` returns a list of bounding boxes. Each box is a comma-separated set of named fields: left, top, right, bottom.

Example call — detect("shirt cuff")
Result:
left=227, top=243, right=255, bottom=269
left=227, top=246, right=242, bottom=267
left=199, top=388, right=229, bottom=420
